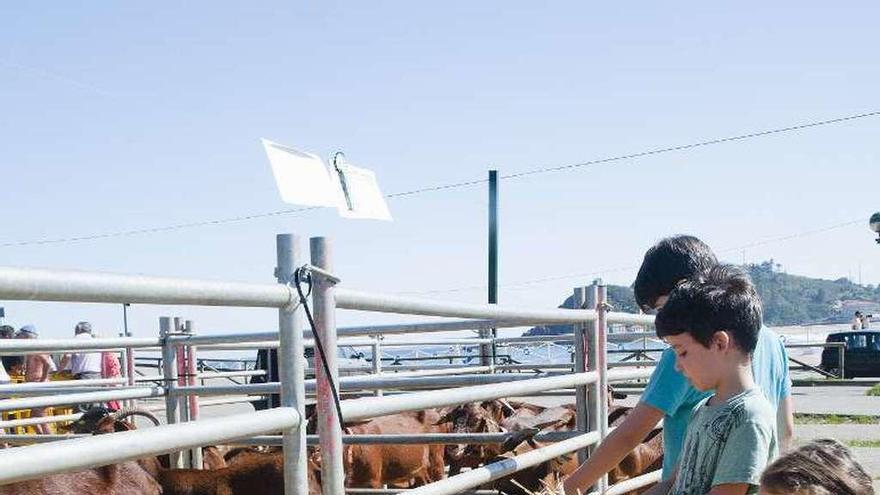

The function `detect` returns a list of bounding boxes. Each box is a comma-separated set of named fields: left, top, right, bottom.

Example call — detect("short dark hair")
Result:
left=0, top=325, right=14, bottom=338
left=633, top=235, right=718, bottom=309
left=655, top=264, right=762, bottom=352
left=760, top=439, right=874, bottom=495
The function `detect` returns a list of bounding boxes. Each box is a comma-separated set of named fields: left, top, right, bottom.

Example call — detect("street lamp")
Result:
left=871, top=212, right=880, bottom=244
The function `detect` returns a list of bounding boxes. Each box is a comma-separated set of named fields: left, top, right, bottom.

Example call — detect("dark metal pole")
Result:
left=483, top=170, right=499, bottom=367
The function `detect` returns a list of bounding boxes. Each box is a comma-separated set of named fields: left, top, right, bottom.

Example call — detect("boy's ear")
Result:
left=712, top=330, right=732, bottom=351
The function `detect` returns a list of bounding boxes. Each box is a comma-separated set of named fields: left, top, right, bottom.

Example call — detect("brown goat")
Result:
left=0, top=461, right=161, bottom=495
left=342, top=409, right=446, bottom=488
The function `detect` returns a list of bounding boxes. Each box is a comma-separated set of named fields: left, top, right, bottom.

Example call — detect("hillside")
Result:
left=523, top=260, right=880, bottom=336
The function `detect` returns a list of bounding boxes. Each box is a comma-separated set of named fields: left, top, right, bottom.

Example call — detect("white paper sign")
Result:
left=333, top=161, right=393, bottom=221
left=261, top=139, right=340, bottom=207
left=262, top=138, right=393, bottom=221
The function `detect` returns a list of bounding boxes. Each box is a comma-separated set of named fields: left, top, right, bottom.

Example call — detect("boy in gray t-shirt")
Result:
left=645, top=265, right=777, bottom=495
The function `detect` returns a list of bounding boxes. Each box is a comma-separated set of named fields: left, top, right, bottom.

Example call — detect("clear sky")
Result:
left=1, top=2, right=878, bottom=340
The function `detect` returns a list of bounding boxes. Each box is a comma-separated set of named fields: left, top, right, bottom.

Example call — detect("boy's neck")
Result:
left=709, top=359, right=755, bottom=405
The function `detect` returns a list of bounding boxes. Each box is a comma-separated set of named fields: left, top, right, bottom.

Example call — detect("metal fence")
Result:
left=0, top=233, right=663, bottom=495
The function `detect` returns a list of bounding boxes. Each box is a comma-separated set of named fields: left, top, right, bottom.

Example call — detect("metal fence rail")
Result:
left=0, top=234, right=662, bottom=495
left=0, top=408, right=300, bottom=485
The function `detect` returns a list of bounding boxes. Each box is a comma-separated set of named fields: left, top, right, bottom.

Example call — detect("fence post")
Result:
left=372, top=335, right=383, bottom=397
left=586, top=280, right=609, bottom=492
left=311, top=236, right=344, bottom=495
left=173, top=318, right=192, bottom=468
left=122, top=303, right=134, bottom=410
left=276, top=233, right=308, bottom=495
left=572, top=286, right=589, bottom=464
left=118, top=331, right=130, bottom=411
left=184, top=319, right=202, bottom=469
left=160, top=316, right=183, bottom=469
left=596, top=281, right=609, bottom=491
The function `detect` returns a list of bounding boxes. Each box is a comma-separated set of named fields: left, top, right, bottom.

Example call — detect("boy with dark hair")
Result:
left=564, top=236, right=792, bottom=495
left=633, top=235, right=718, bottom=312
left=645, top=265, right=776, bottom=494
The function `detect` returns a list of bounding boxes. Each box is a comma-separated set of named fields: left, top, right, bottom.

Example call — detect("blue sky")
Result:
left=1, top=2, right=878, bottom=339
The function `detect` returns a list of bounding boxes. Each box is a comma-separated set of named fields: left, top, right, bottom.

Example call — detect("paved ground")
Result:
left=790, top=384, right=880, bottom=415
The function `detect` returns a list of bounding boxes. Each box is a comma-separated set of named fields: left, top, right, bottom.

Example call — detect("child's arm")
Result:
left=777, top=395, right=794, bottom=451
left=562, top=403, right=664, bottom=495
left=707, top=484, right=749, bottom=495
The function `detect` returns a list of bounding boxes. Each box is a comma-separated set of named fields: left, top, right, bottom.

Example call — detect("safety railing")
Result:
left=0, top=234, right=662, bottom=495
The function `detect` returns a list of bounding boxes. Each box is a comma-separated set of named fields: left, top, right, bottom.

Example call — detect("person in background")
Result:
left=759, top=438, right=874, bottom=495
left=0, top=325, right=20, bottom=380
left=852, top=311, right=864, bottom=330
left=101, top=348, right=123, bottom=411
left=17, top=325, right=53, bottom=434
left=859, top=312, right=872, bottom=330
left=60, top=322, right=102, bottom=381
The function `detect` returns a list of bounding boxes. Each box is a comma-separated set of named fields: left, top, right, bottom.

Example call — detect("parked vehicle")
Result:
left=820, top=330, right=880, bottom=378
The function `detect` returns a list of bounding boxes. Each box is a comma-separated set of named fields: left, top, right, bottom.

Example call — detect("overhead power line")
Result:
left=398, top=217, right=866, bottom=295
left=2, top=109, right=879, bottom=248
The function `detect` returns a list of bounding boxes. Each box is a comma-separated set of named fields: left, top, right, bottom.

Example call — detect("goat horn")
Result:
left=112, top=407, right=161, bottom=426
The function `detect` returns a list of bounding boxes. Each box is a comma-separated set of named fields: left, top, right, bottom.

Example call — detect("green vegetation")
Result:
left=747, top=260, right=880, bottom=326
left=845, top=439, right=880, bottom=448
left=523, top=260, right=880, bottom=336
left=795, top=413, right=880, bottom=425
left=867, top=383, right=880, bottom=397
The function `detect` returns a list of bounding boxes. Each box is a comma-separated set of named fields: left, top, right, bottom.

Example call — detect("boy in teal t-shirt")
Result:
left=645, top=265, right=777, bottom=495
left=642, top=324, right=789, bottom=477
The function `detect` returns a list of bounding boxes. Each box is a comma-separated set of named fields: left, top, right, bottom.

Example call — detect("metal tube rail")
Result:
left=276, top=233, right=309, bottom=495
left=340, top=369, right=651, bottom=422
left=573, top=286, right=589, bottom=465
left=193, top=337, right=496, bottom=351
left=336, top=288, right=597, bottom=323
left=143, top=395, right=261, bottom=412
left=494, top=363, right=573, bottom=371
left=0, top=430, right=586, bottom=447
left=0, top=378, right=125, bottom=394
left=371, top=340, right=383, bottom=397
left=0, top=386, right=152, bottom=397
left=336, top=288, right=655, bottom=326
left=0, top=266, right=293, bottom=307
left=595, top=283, right=610, bottom=492
left=0, top=413, right=82, bottom=430
left=312, top=236, right=345, bottom=495
left=314, top=431, right=582, bottom=445
left=172, top=371, right=552, bottom=396
left=591, top=470, right=663, bottom=495
left=0, top=386, right=165, bottom=412
left=405, top=431, right=601, bottom=495
left=494, top=335, right=575, bottom=344
left=608, top=361, right=657, bottom=368
left=197, top=370, right=267, bottom=379
left=0, top=408, right=301, bottom=485
left=160, top=317, right=183, bottom=469
left=0, top=434, right=85, bottom=444
left=0, top=337, right=161, bottom=355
